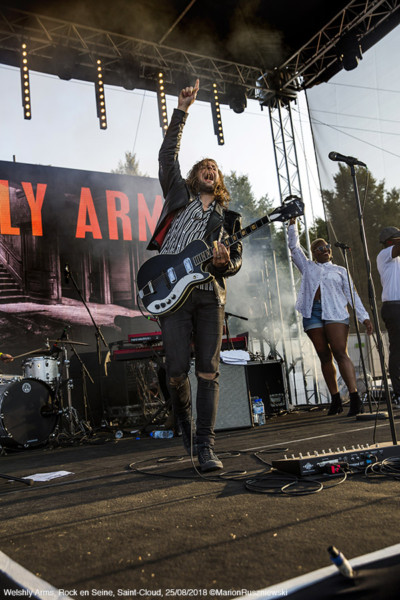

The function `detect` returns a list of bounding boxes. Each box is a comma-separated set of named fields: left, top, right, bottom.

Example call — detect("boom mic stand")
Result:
left=64, top=264, right=110, bottom=361
left=335, top=242, right=373, bottom=413
left=64, top=264, right=110, bottom=431
left=347, top=163, right=397, bottom=444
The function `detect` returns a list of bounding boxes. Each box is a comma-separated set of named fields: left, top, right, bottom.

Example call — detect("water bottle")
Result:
left=150, top=430, right=174, bottom=439
left=252, top=397, right=259, bottom=425
left=257, top=399, right=266, bottom=425
left=252, top=398, right=265, bottom=426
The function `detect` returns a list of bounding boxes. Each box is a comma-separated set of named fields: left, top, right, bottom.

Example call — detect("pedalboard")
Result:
left=271, top=441, right=400, bottom=476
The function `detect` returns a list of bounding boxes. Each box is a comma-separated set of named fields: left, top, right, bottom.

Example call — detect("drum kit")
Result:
left=0, top=337, right=91, bottom=451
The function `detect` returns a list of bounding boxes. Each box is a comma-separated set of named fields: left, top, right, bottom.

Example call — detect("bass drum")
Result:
left=0, top=379, right=57, bottom=448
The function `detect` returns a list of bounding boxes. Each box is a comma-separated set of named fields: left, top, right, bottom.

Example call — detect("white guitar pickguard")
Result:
left=147, top=272, right=209, bottom=314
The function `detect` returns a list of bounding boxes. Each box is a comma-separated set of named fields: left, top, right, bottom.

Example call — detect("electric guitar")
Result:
left=137, top=196, right=304, bottom=316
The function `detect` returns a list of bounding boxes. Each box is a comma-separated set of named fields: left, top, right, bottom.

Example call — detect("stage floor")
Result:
left=1, top=406, right=400, bottom=598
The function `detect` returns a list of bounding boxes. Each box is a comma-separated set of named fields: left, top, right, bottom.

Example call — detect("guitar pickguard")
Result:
left=146, top=271, right=211, bottom=315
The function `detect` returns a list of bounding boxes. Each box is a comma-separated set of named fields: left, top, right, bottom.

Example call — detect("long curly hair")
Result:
left=186, top=158, right=231, bottom=207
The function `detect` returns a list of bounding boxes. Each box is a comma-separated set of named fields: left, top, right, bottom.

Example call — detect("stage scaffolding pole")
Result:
left=268, top=98, right=321, bottom=405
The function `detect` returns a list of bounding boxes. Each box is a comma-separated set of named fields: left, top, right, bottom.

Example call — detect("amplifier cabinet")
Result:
left=245, top=360, right=289, bottom=414
left=188, top=360, right=289, bottom=431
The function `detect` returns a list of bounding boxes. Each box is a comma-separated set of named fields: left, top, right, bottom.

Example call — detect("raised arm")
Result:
left=177, top=78, right=199, bottom=113
left=288, top=218, right=309, bottom=274
left=158, top=79, right=200, bottom=198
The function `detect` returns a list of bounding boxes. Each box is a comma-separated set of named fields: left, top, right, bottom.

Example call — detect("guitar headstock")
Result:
left=269, top=195, right=305, bottom=222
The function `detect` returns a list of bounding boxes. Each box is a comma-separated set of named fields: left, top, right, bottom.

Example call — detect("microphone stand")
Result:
left=336, top=243, right=373, bottom=413
left=348, top=164, right=397, bottom=444
left=65, top=265, right=110, bottom=431
left=65, top=267, right=110, bottom=360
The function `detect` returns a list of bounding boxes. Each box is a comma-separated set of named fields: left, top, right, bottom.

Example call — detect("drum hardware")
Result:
left=52, top=332, right=93, bottom=439
left=44, top=338, right=93, bottom=442
left=2, top=332, right=93, bottom=449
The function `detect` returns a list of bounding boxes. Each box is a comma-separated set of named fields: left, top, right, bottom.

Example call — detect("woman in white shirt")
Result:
left=288, top=218, right=373, bottom=416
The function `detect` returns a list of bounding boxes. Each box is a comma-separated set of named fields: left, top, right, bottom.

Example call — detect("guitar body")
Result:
left=137, top=239, right=214, bottom=316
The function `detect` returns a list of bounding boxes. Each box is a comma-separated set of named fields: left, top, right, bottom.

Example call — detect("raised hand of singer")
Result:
left=178, top=78, right=200, bottom=112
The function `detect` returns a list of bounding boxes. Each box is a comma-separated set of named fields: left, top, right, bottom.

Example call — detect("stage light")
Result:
left=20, top=43, right=31, bottom=120
left=157, top=71, right=169, bottom=137
left=255, top=70, right=298, bottom=109
left=211, top=83, right=224, bottom=146
left=95, top=58, right=107, bottom=130
left=335, top=33, right=362, bottom=71
left=227, top=85, right=247, bottom=114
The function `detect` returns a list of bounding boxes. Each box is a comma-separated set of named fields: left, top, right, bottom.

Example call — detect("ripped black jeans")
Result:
left=159, top=289, right=224, bottom=446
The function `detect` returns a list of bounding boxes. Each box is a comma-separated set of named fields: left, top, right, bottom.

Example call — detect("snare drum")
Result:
left=0, top=379, right=57, bottom=448
left=22, top=356, right=60, bottom=389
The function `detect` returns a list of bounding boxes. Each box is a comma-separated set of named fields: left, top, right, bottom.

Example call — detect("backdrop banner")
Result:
left=0, top=160, right=163, bottom=362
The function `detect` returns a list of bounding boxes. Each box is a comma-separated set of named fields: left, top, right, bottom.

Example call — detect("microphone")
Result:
left=328, top=546, right=354, bottom=579
left=64, top=264, right=70, bottom=284
left=334, top=241, right=351, bottom=250
left=328, top=151, right=367, bottom=168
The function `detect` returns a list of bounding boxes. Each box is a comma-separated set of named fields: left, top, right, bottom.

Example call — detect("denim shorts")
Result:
left=303, top=300, right=350, bottom=332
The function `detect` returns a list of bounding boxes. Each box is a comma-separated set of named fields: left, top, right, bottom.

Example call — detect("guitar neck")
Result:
left=193, top=198, right=304, bottom=266
left=195, top=214, right=271, bottom=265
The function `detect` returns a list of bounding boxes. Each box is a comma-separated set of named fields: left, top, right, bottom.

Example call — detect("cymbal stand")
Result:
left=68, top=341, right=94, bottom=433
left=57, top=338, right=92, bottom=439
left=60, top=341, right=76, bottom=436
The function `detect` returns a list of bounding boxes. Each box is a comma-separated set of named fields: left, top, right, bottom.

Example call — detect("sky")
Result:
left=307, top=25, right=400, bottom=195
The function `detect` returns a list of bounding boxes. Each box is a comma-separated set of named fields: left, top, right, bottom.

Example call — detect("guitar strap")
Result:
left=203, top=205, right=225, bottom=244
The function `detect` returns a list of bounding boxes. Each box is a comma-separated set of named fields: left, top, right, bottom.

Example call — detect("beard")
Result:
left=197, top=179, right=216, bottom=194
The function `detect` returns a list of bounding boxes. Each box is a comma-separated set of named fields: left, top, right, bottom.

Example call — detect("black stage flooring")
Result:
left=1, top=407, right=400, bottom=599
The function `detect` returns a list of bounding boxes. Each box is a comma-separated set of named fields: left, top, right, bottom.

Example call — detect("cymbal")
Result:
left=49, top=340, right=89, bottom=346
